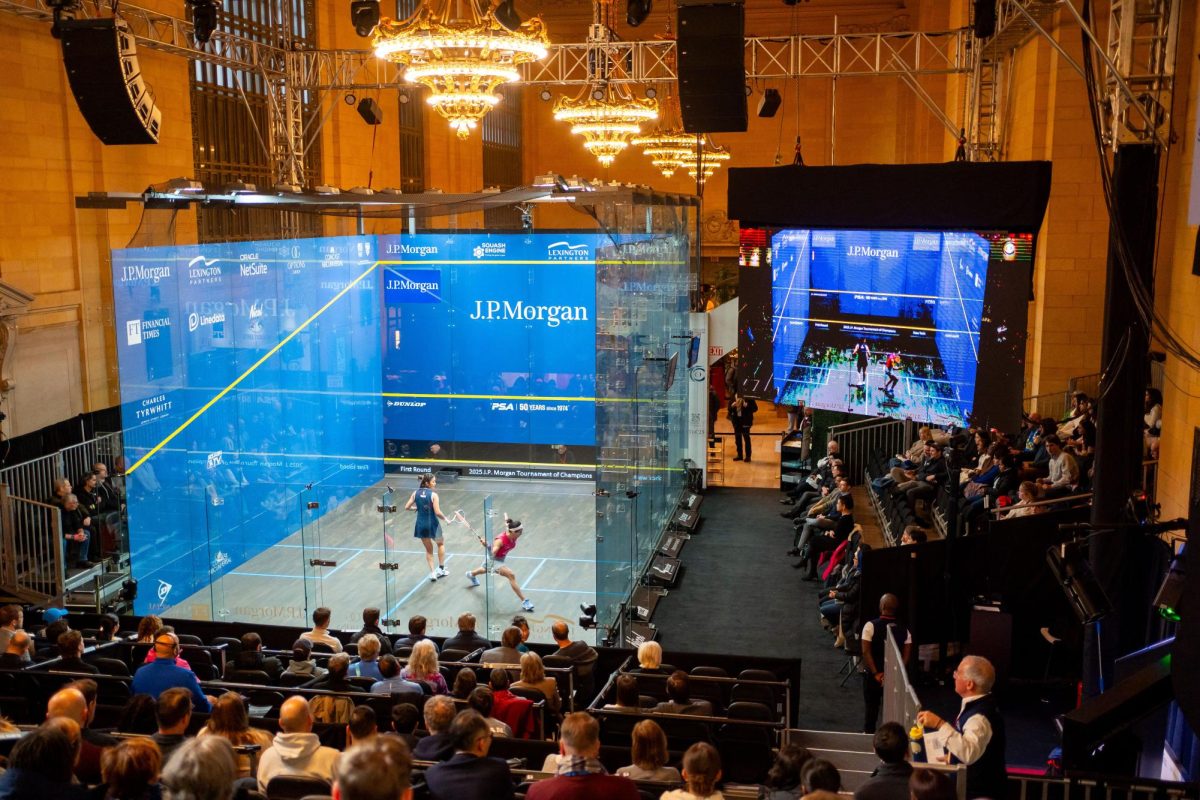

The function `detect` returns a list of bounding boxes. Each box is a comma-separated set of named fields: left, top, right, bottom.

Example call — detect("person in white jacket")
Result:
left=257, top=695, right=340, bottom=792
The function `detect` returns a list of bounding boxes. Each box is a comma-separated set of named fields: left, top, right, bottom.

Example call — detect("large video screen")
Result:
left=380, top=233, right=599, bottom=476
left=112, top=237, right=382, bottom=615
left=743, top=228, right=1031, bottom=429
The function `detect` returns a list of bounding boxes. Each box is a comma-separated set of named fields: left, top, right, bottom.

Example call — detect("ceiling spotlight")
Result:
left=627, top=0, right=652, bottom=27
left=344, top=93, right=357, bottom=105
left=645, top=87, right=657, bottom=99
left=350, top=0, right=381, bottom=38
left=494, top=0, right=522, bottom=32
left=186, top=0, right=219, bottom=45
left=398, top=92, right=410, bottom=104
left=539, top=89, right=553, bottom=102
left=592, top=87, right=606, bottom=101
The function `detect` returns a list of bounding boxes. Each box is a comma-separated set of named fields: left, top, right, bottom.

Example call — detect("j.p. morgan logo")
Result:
left=187, top=255, right=222, bottom=285
left=472, top=241, right=507, bottom=259
left=469, top=300, right=589, bottom=328
left=385, top=242, right=440, bottom=257
left=846, top=245, right=900, bottom=262
left=120, top=263, right=172, bottom=284
left=547, top=241, right=590, bottom=261
left=384, top=269, right=441, bottom=304
left=188, top=310, right=226, bottom=332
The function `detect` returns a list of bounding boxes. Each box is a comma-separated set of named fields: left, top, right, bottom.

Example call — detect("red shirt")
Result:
left=494, top=531, right=518, bottom=560
left=527, top=774, right=640, bottom=800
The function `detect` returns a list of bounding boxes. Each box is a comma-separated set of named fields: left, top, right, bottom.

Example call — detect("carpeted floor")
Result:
left=652, top=486, right=866, bottom=732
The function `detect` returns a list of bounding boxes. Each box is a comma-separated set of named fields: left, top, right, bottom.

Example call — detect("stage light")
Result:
left=1047, top=541, right=1112, bottom=626
left=645, top=87, right=657, bottom=99
left=224, top=180, right=258, bottom=194
left=494, top=0, right=522, bottom=32
left=344, top=93, right=357, bottom=105
left=539, top=89, right=553, bottom=101
left=351, top=0, right=381, bottom=37
left=579, top=603, right=598, bottom=629
left=627, top=0, right=652, bottom=27
left=1153, top=545, right=1187, bottom=621
left=186, top=0, right=219, bottom=46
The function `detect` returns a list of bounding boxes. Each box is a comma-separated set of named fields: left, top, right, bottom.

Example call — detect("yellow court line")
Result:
left=126, top=261, right=379, bottom=475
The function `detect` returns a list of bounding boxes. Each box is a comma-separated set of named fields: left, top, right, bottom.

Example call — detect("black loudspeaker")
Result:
left=677, top=1, right=747, bottom=133
left=59, top=17, right=162, bottom=145
left=973, top=0, right=997, bottom=38
left=357, top=97, right=383, bottom=125
left=757, top=88, right=781, bottom=118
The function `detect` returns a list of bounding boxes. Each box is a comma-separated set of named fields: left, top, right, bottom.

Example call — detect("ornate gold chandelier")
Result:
left=373, top=0, right=550, bottom=139
left=553, top=85, right=659, bottom=167
left=634, top=93, right=731, bottom=181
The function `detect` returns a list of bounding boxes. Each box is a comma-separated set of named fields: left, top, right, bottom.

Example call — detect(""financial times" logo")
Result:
left=546, top=241, right=590, bottom=261
left=126, top=320, right=142, bottom=346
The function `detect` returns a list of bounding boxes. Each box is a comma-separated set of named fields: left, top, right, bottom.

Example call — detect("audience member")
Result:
left=0, top=605, right=25, bottom=657
left=424, top=710, right=514, bottom=800
left=140, top=626, right=191, bottom=670
left=197, top=692, right=274, bottom=780
left=908, top=768, right=956, bottom=800
left=152, top=687, right=194, bottom=763
left=662, top=742, right=722, bottom=800
left=230, top=632, right=281, bottom=681
left=349, top=634, right=385, bottom=681
left=550, top=622, right=598, bottom=698
left=60, top=493, right=96, bottom=568
left=468, top=687, right=512, bottom=737
left=892, top=442, right=947, bottom=523
left=819, top=545, right=867, bottom=641
left=860, top=594, right=912, bottom=734
left=0, top=629, right=31, bottom=668
left=332, top=736, right=413, bottom=800
left=47, top=476, right=73, bottom=508
left=391, top=615, right=432, bottom=653
left=400, top=640, right=448, bottom=694
left=50, top=629, right=98, bottom=674
left=510, top=615, right=531, bottom=653
left=161, top=736, right=237, bottom=800
left=300, top=606, right=343, bottom=653
left=527, top=712, right=639, bottom=800
left=351, top=607, right=393, bottom=654
left=801, top=759, right=842, bottom=794
left=117, top=694, right=159, bottom=735
left=795, top=495, right=856, bottom=580
left=97, top=612, right=121, bottom=642
left=761, top=743, right=815, bottom=800
left=136, top=616, right=162, bottom=644
left=99, top=736, right=161, bottom=800
left=481, top=627, right=524, bottom=665
left=256, top=696, right=340, bottom=792
left=371, top=654, right=423, bottom=696
left=412, top=695, right=457, bottom=762
left=283, top=638, right=327, bottom=682
left=603, top=674, right=641, bottom=711
left=36, top=617, right=70, bottom=660
left=347, top=705, right=378, bottom=748
left=1144, top=388, right=1163, bottom=458
left=899, top=526, right=927, bottom=546
left=617, top=720, right=682, bottom=783
left=1036, top=436, right=1079, bottom=498
left=45, top=686, right=105, bottom=785
left=442, top=613, right=491, bottom=653
left=633, top=641, right=666, bottom=674
left=453, top=666, right=479, bottom=698
left=131, top=632, right=211, bottom=712
left=388, top=703, right=421, bottom=750
left=487, top=668, right=536, bottom=738
left=512, top=651, right=562, bottom=715
left=654, top=670, right=714, bottom=716
left=853, top=723, right=912, bottom=800
left=0, top=721, right=88, bottom=799
left=1002, top=481, right=1044, bottom=519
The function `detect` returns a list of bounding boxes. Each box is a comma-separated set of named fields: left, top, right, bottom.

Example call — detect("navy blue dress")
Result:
left=413, top=487, right=441, bottom=540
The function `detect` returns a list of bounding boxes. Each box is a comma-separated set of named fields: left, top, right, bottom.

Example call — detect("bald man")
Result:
left=0, top=629, right=31, bottom=668
left=130, top=631, right=211, bottom=712
left=46, top=688, right=105, bottom=785
left=916, top=655, right=1006, bottom=799
left=257, top=695, right=340, bottom=792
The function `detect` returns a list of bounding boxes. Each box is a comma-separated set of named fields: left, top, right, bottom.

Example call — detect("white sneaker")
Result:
left=436, top=566, right=448, bottom=578
left=521, top=598, right=535, bottom=611
left=429, top=571, right=439, bottom=582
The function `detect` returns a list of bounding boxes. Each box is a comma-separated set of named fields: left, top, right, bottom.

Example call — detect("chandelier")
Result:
left=634, top=93, right=732, bottom=182
left=373, top=1, right=550, bottom=139
left=554, top=85, right=659, bottom=167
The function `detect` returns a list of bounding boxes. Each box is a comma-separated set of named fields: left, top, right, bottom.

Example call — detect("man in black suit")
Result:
left=394, top=614, right=435, bottom=653
left=442, top=613, right=491, bottom=654
left=49, top=630, right=98, bottom=674
left=854, top=722, right=913, bottom=800
left=351, top=607, right=393, bottom=655
left=794, top=494, right=856, bottom=579
left=411, top=695, right=457, bottom=762
left=424, top=710, right=514, bottom=800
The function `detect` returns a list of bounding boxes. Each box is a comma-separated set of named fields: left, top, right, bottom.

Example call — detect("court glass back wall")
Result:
left=741, top=229, right=1031, bottom=429
left=380, top=233, right=600, bottom=476
left=113, top=237, right=383, bottom=617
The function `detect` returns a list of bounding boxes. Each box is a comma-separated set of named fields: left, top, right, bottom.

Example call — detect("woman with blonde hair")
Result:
left=618, top=720, right=682, bottom=783
left=633, top=640, right=666, bottom=674
left=663, top=741, right=723, bottom=800
left=400, top=639, right=448, bottom=694
left=511, top=651, right=561, bottom=715
left=197, top=693, right=273, bottom=779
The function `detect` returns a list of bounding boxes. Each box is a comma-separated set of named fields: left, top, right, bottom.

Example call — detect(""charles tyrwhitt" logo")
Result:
left=469, top=300, right=589, bottom=328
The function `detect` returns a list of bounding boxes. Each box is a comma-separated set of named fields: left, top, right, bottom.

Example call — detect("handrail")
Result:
left=988, top=492, right=1093, bottom=517
left=1, top=486, right=65, bottom=604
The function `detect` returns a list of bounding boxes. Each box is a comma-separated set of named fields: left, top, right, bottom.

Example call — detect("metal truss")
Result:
left=293, top=29, right=971, bottom=92
left=0, top=0, right=287, bottom=76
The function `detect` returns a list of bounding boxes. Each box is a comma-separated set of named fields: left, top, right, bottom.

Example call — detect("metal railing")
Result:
left=1023, top=372, right=1102, bottom=421
left=0, top=431, right=124, bottom=502
left=987, top=491, right=1093, bottom=518
left=1010, top=773, right=1200, bottom=800
left=829, top=418, right=914, bottom=484
left=0, top=485, right=65, bottom=604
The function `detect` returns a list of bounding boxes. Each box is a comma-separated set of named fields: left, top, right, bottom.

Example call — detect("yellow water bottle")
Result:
left=909, top=723, right=927, bottom=763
